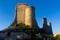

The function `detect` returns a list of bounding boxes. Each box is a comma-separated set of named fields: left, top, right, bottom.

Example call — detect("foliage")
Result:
left=35, top=33, right=42, bottom=40
left=16, top=23, right=41, bottom=39
left=16, top=23, right=26, bottom=30
left=54, top=35, right=60, bottom=40
left=16, top=23, right=38, bottom=34
left=52, top=35, right=60, bottom=40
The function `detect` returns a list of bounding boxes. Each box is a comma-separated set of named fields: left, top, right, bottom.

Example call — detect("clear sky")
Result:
left=0, top=0, right=60, bottom=34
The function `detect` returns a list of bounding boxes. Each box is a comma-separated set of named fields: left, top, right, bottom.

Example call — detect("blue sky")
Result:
left=0, top=0, right=60, bottom=34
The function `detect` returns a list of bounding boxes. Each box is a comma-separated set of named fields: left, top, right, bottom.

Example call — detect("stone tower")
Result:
left=47, top=22, right=53, bottom=34
left=40, top=18, right=53, bottom=40
left=25, top=6, right=33, bottom=27
left=16, top=3, right=27, bottom=24
left=42, top=18, right=53, bottom=34
left=42, top=18, right=47, bottom=28
left=9, top=3, right=38, bottom=29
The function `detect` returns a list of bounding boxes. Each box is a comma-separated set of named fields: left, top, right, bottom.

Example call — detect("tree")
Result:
left=54, top=35, right=60, bottom=40
left=52, top=35, right=60, bottom=40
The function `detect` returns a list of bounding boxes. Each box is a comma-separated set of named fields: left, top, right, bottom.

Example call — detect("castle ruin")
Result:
left=0, top=3, right=53, bottom=40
